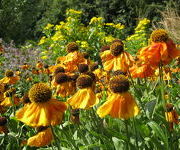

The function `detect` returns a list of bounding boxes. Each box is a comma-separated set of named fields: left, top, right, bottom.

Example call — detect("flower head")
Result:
left=55, top=73, right=68, bottom=84
left=150, top=29, right=169, bottom=43
left=110, top=42, right=124, bottom=56
left=5, top=70, right=14, bottom=77
left=54, top=67, right=65, bottom=75
left=78, top=64, right=89, bottom=73
left=66, top=42, right=79, bottom=53
left=109, top=75, right=129, bottom=93
left=76, top=75, right=93, bottom=89
left=90, top=63, right=98, bottom=72
left=28, top=83, right=52, bottom=103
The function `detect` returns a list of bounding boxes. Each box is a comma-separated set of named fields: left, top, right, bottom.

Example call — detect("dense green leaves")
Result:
left=0, top=0, right=179, bottom=44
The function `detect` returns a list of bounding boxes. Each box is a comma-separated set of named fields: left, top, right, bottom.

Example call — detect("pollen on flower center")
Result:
left=55, top=73, right=68, bottom=84
left=28, top=83, right=52, bottom=103
left=66, top=42, right=79, bottom=53
left=150, top=29, right=169, bottom=43
left=78, top=64, right=89, bottom=73
left=54, top=67, right=65, bottom=75
left=76, top=75, right=93, bottom=89
left=109, top=75, right=129, bottom=93
left=110, top=42, right=124, bottom=56
left=5, top=70, right=14, bottom=77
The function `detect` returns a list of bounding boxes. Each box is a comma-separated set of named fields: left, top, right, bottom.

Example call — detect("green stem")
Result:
left=124, top=120, right=130, bottom=150
left=50, top=126, right=62, bottom=150
left=132, top=118, right=139, bottom=149
left=158, top=64, right=166, bottom=113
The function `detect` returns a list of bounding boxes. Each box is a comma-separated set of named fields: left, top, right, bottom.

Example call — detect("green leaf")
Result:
left=112, top=137, right=125, bottom=150
left=148, top=121, right=169, bottom=150
left=145, top=100, right=156, bottom=119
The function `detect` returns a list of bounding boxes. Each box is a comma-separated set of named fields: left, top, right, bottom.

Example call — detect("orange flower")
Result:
left=154, top=67, right=172, bottom=80
left=138, top=29, right=180, bottom=66
left=16, top=83, right=67, bottom=127
left=130, top=63, right=155, bottom=78
left=97, top=75, right=140, bottom=119
left=63, top=51, right=86, bottom=72
left=36, top=61, right=43, bottom=69
left=55, top=82, right=76, bottom=98
left=102, top=51, right=134, bottom=72
left=0, top=70, right=20, bottom=85
left=49, top=64, right=66, bottom=74
left=100, top=50, right=113, bottom=63
left=1, top=94, right=20, bottom=107
left=165, top=103, right=179, bottom=130
left=27, top=127, right=53, bottom=147
left=67, top=75, right=99, bottom=109
left=20, top=63, right=30, bottom=70
left=51, top=73, right=76, bottom=97
left=101, top=42, right=134, bottom=72
left=1, top=88, right=20, bottom=107
left=32, top=68, right=39, bottom=75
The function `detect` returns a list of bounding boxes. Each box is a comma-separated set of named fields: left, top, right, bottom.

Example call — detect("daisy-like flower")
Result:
left=97, top=75, right=139, bottom=119
left=90, top=63, right=109, bottom=88
left=0, top=70, right=20, bottom=85
left=67, top=75, right=99, bottom=109
left=26, top=126, right=53, bottom=147
left=16, top=83, right=67, bottom=127
left=36, top=61, right=43, bottom=69
left=61, top=42, right=86, bottom=72
left=165, top=103, right=179, bottom=130
left=78, top=64, right=89, bottom=74
left=129, top=62, right=155, bottom=78
left=100, top=41, right=134, bottom=72
left=1, top=88, right=20, bottom=107
left=138, top=29, right=180, bottom=67
left=52, top=73, right=76, bottom=98
left=20, top=63, right=30, bottom=70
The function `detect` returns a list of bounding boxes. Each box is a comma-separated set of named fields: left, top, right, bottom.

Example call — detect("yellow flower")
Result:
left=59, top=21, right=65, bottom=25
left=113, top=23, right=125, bottom=30
left=0, top=70, right=20, bottom=85
left=80, top=41, right=89, bottom=48
left=38, top=36, right=46, bottom=45
left=66, top=9, right=82, bottom=15
left=51, top=31, right=64, bottom=41
left=54, top=25, right=62, bottom=30
left=105, top=23, right=115, bottom=26
left=89, top=17, right=103, bottom=25
left=104, top=35, right=115, bottom=43
left=44, top=23, right=54, bottom=30
left=16, top=83, right=67, bottom=127
left=67, top=75, right=99, bottom=109
left=97, top=76, right=139, bottom=119
left=41, top=56, right=48, bottom=60
left=135, top=18, right=150, bottom=31
left=27, top=127, right=53, bottom=147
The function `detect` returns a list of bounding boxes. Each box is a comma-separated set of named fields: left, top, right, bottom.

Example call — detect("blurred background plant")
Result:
left=0, top=0, right=179, bottom=44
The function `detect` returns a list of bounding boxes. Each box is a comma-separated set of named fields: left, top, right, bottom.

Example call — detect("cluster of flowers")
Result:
left=38, top=9, right=126, bottom=61
left=0, top=29, right=179, bottom=147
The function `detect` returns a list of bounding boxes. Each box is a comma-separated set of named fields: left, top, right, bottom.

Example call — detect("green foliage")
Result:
left=0, top=0, right=178, bottom=44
